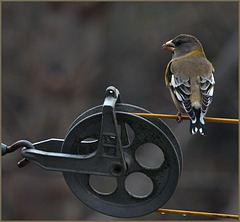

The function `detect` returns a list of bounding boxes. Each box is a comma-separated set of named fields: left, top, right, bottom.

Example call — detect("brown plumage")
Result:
left=162, top=34, right=215, bottom=135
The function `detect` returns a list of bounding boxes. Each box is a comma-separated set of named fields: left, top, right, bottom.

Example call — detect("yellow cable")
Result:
left=156, top=208, right=239, bottom=219
left=132, top=113, right=239, bottom=124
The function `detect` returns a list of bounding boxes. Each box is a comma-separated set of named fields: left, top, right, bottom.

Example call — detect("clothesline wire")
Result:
left=132, top=113, right=239, bottom=124
left=155, top=208, right=239, bottom=219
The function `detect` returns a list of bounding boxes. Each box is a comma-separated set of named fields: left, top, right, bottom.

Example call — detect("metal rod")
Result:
left=155, top=208, right=239, bottom=219
left=132, top=113, right=239, bottom=124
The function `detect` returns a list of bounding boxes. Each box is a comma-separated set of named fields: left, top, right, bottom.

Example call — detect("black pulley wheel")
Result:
left=61, top=104, right=181, bottom=218
left=67, top=103, right=182, bottom=173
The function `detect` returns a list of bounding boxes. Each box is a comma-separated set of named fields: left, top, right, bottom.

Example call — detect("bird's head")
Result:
left=162, top=34, right=204, bottom=58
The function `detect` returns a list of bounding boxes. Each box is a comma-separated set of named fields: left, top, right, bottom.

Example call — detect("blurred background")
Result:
left=1, top=2, right=238, bottom=220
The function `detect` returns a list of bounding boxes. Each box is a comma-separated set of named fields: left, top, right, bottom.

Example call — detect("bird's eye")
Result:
left=175, top=40, right=184, bottom=46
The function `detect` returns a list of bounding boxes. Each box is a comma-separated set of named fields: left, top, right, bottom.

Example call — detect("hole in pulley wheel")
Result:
left=89, top=175, right=117, bottom=195
left=125, top=172, right=153, bottom=198
left=135, top=143, right=164, bottom=169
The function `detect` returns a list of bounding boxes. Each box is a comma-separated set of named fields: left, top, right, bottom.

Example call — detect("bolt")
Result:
left=110, top=163, right=124, bottom=176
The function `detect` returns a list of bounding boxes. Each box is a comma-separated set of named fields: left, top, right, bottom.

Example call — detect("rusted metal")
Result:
left=1, top=140, right=34, bottom=167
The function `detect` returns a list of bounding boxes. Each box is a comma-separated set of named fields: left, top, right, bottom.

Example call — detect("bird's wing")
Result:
left=199, top=72, right=215, bottom=116
left=165, top=62, right=196, bottom=121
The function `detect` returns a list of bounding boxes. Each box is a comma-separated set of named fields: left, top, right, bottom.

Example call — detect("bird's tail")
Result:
left=189, top=108, right=207, bottom=136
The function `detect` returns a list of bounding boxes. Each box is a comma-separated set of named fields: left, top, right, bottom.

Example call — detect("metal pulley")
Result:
left=2, top=86, right=182, bottom=218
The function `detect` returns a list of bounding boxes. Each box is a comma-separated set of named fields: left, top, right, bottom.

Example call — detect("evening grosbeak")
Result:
left=162, top=34, right=215, bottom=136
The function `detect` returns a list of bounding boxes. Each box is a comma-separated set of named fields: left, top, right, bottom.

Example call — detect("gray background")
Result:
left=2, top=2, right=238, bottom=220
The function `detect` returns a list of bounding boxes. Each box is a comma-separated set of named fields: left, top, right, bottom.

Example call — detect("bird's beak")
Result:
left=162, top=40, right=175, bottom=52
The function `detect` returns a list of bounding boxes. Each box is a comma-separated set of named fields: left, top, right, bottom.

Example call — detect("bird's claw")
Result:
left=176, top=112, right=183, bottom=123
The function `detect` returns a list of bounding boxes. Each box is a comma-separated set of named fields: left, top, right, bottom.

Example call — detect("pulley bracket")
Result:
left=19, top=86, right=127, bottom=177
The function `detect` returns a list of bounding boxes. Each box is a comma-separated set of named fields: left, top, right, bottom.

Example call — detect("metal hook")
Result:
left=1, top=140, right=35, bottom=167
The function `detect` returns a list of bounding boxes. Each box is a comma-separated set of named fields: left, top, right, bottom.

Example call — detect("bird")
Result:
left=162, top=34, right=215, bottom=136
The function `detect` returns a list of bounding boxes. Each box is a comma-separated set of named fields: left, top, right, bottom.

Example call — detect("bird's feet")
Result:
left=176, top=112, right=183, bottom=123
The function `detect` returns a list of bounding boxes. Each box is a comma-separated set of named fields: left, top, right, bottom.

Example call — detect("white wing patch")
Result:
left=168, top=72, right=195, bottom=121
left=208, top=86, right=214, bottom=96
left=200, top=72, right=215, bottom=116
left=174, top=90, right=183, bottom=101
